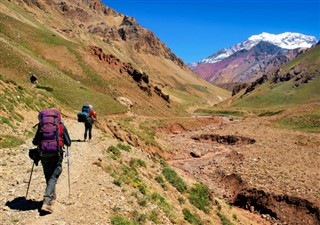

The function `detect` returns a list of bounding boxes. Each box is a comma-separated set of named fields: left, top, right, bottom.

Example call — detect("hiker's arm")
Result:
left=32, top=128, right=40, bottom=145
left=63, top=124, right=72, bottom=147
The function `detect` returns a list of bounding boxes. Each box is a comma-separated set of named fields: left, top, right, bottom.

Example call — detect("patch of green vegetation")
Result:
left=148, top=209, right=160, bottom=224
left=130, top=158, right=147, bottom=168
left=106, top=145, right=121, bottom=159
left=258, top=110, right=284, bottom=117
left=189, top=84, right=210, bottom=93
left=110, top=215, right=139, bottom=225
left=150, top=192, right=170, bottom=208
left=233, top=76, right=320, bottom=109
left=138, top=120, right=158, bottom=145
left=24, top=130, right=34, bottom=139
left=116, top=118, right=160, bottom=147
left=137, top=195, right=148, bottom=207
left=12, top=112, right=24, bottom=122
left=117, top=142, right=131, bottom=152
left=282, top=45, right=320, bottom=73
left=0, top=116, right=15, bottom=129
left=162, top=166, right=187, bottom=193
left=155, top=175, right=167, bottom=190
left=150, top=192, right=177, bottom=223
left=164, top=87, right=202, bottom=110
left=113, top=164, right=148, bottom=195
left=178, top=197, right=185, bottom=204
left=232, top=214, right=239, bottom=222
left=274, top=111, right=320, bottom=132
left=216, top=211, right=234, bottom=225
left=132, top=210, right=147, bottom=223
left=182, top=208, right=203, bottom=225
left=137, top=181, right=147, bottom=195
left=35, top=85, right=54, bottom=92
left=194, top=108, right=245, bottom=118
left=0, top=135, right=24, bottom=148
left=188, top=183, right=212, bottom=213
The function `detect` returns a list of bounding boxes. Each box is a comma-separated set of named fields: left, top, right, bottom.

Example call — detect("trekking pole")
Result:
left=66, top=147, right=71, bottom=196
left=26, top=162, right=35, bottom=199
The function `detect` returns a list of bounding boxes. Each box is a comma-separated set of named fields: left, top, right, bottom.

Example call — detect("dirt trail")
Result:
left=1, top=119, right=120, bottom=225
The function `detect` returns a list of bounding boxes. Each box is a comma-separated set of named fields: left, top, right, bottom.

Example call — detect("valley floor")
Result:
left=163, top=115, right=320, bottom=225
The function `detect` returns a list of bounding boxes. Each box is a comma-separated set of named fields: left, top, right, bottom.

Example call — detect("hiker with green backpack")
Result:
left=31, top=108, right=71, bottom=214
left=77, top=104, right=97, bottom=142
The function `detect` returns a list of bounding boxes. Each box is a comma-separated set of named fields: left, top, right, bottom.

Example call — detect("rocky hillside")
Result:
left=0, top=0, right=230, bottom=121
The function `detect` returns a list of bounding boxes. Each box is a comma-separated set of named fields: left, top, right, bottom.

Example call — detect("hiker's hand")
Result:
left=28, top=148, right=40, bottom=166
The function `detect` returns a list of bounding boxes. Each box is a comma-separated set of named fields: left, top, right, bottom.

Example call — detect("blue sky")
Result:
left=102, top=0, right=320, bottom=63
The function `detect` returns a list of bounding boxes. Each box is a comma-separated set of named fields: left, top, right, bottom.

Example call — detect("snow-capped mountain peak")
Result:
left=248, top=32, right=317, bottom=49
left=192, top=32, right=318, bottom=66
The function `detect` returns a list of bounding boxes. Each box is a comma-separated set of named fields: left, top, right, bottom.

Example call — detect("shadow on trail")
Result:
left=5, top=197, right=42, bottom=211
left=71, top=139, right=84, bottom=142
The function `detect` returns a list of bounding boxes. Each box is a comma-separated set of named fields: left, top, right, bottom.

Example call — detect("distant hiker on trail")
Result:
left=30, top=74, right=38, bottom=84
left=84, top=105, right=97, bottom=142
left=32, top=108, right=71, bottom=214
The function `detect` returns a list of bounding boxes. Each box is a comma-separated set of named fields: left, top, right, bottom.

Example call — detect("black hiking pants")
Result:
left=84, top=122, right=92, bottom=140
left=41, top=153, right=63, bottom=205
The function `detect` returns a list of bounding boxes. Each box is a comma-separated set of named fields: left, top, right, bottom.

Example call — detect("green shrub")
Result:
left=150, top=192, right=169, bottom=208
left=117, top=142, right=131, bottom=152
left=216, top=211, right=234, bottom=225
left=137, top=196, right=148, bottom=207
left=182, top=208, right=203, bottom=225
left=110, top=215, right=138, bottom=225
left=155, top=175, right=167, bottom=190
left=0, top=117, right=15, bottom=129
left=130, top=158, right=147, bottom=168
left=148, top=209, right=160, bottom=224
left=132, top=210, right=147, bottom=223
left=258, top=110, right=283, bottom=117
left=138, top=183, right=147, bottom=195
left=107, top=146, right=121, bottom=159
left=113, top=179, right=122, bottom=187
left=178, top=197, right=185, bottom=204
left=275, top=112, right=320, bottom=132
left=189, top=183, right=212, bottom=213
left=162, top=166, right=187, bottom=193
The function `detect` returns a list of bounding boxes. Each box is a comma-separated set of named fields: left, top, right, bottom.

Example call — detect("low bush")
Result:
left=117, top=142, right=131, bottom=152
left=162, top=166, right=187, bottom=193
left=106, top=146, right=121, bottom=159
left=110, top=215, right=138, bottom=225
left=188, top=183, right=211, bottom=213
left=182, top=208, right=203, bottom=225
left=216, top=211, right=234, bottom=225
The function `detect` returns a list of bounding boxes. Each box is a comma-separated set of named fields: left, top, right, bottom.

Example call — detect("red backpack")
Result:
left=37, top=109, right=64, bottom=153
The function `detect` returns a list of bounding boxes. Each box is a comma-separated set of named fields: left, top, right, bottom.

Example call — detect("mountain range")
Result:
left=188, top=32, right=318, bottom=86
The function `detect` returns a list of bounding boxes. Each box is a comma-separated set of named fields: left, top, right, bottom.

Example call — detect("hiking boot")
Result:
left=41, top=203, right=53, bottom=213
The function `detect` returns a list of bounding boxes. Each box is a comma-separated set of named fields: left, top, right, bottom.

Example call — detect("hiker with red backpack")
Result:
left=32, top=108, right=71, bottom=214
left=84, top=105, right=97, bottom=142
